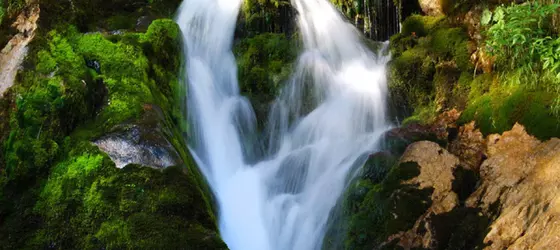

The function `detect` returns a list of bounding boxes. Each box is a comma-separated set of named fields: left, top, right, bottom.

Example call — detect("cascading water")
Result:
left=177, top=0, right=391, bottom=249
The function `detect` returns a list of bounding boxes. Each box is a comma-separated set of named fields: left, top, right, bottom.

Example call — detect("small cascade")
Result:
left=176, top=0, right=392, bottom=249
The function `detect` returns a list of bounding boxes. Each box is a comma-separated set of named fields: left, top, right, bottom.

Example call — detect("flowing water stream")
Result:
left=177, top=0, right=391, bottom=249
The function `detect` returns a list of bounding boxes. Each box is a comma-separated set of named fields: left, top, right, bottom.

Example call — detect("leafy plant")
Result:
left=482, top=1, right=560, bottom=113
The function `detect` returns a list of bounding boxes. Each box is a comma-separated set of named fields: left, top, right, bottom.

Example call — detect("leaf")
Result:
left=481, top=9, right=493, bottom=25
left=493, top=8, right=505, bottom=22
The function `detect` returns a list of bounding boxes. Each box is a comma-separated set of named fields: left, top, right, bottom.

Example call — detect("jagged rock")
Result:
left=465, top=124, right=560, bottom=249
left=0, top=4, right=39, bottom=96
left=375, top=123, right=560, bottom=250
left=400, top=142, right=460, bottom=214
left=418, top=0, right=443, bottom=16
left=386, top=141, right=461, bottom=249
left=467, top=124, right=541, bottom=212
left=449, top=121, right=486, bottom=171
left=94, top=104, right=183, bottom=169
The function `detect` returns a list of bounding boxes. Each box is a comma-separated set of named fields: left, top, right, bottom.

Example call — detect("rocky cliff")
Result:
left=339, top=111, right=560, bottom=249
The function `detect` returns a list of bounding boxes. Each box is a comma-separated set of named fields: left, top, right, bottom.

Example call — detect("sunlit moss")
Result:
left=1, top=15, right=224, bottom=249
left=459, top=83, right=560, bottom=140
left=234, top=32, right=298, bottom=127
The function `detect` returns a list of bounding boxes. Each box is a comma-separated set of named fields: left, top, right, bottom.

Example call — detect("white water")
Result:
left=177, top=0, right=391, bottom=249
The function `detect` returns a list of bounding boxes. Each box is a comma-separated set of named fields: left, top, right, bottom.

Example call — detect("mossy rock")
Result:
left=234, top=32, right=298, bottom=129
left=39, top=0, right=181, bottom=31
left=401, top=14, right=444, bottom=37
left=344, top=161, right=433, bottom=250
left=459, top=84, right=560, bottom=140
left=389, top=14, right=474, bottom=124
left=388, top=46, right=436, bottom=115
left=1, top=18, right=225, bottom=249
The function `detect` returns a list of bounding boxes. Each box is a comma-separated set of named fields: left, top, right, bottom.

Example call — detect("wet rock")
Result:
left=361, top=151, right=398, bottom=185
left=85, top=59, right=101, bottom=73
left=382, top=123, right=444, bottom=156
left=136, top=16, right=155, bottom=32
left=94, top=104, right=183, bottom=169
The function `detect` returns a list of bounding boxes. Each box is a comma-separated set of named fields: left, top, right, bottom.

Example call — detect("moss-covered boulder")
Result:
left=0, top=3, right=225, bottom=248
left=234, top=32, right=298, bottom=128
left=458, top=82, right=560, bottom=140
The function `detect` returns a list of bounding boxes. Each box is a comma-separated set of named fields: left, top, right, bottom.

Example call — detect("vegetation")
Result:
left=482, top=2, right=560, bottom=113
left=344, top=161, right=433, bottom=249
left=239, top=0, right=293, bottom=36
left=234, top=33, right=298, bottom=127
left=0, top=1, right=224, bottom=249
left=388, top=1, right=560, bottom=139
left=388, top=14, right=471, bottom=122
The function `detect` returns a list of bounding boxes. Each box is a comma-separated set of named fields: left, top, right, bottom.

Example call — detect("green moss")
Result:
left=344, top=161, right=433, bottom=250
left=105, top=14, right=138, bottom=31
left=459, top=83, right=560, bottom=140
left=0, top=4, right=4, bottom=26
left=401, top=14, right=444, bottom=37
left=1, top=17, right=224, bottom=249
left=234, top=32, right=298, bottom=127
left=239, top=0, right=293, bottom=35
left=431, top=27, right=472, bottom=71
left=40, top=0, right=182, bottom=31
left=402, top=102, right=439, bottom=126
left=389, top=46, right=436, bottom=114
left=389, top=14, right=476, bottom=124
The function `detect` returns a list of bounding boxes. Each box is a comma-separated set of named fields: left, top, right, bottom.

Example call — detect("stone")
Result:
left=418, top=0, right=443, bottom=16
left=448, top=121, right=486, bottom=171
left=0, top=4, right=39, bottom=97
left=385, top=141, right=461, bottom=249
left=94, top=104, right=183, bottom=169
left=465, top=124, right=560, bottom=249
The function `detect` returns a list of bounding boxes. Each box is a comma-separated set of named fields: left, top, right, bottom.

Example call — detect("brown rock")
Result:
left=372, top=123, right=560, bottom=250
left=468, top=124, right=560, bottom=250
left=418, top=0, right=443, bottom=16
left=449, top=121, right=486, bottom=171
left=0, top=4, right=39, bottom=97
left=390, top=141, right=461, bottom=249
left=467, top=124, right=540, bottom=211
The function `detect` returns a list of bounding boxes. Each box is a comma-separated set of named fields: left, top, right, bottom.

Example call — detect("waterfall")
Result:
left=176, top=0, right=391, bottom=249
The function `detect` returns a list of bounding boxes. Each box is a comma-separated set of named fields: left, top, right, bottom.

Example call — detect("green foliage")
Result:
left=482, top=1, right=560, bottom=113
left=0, top=4, right=4, bottom=26
left=483, top=2, right=560, bottom=70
